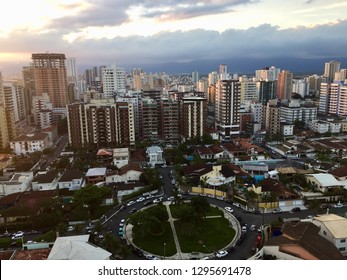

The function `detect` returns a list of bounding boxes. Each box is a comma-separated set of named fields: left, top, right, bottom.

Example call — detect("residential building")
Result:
left=113, top=148, right=130, bottom=168
left=66, top=100, right=135, bottom=148
left=277, top=70, right=293, bottom=100
left=328, top=81, right=347, bottom=116
left=215, top=79, right=241, bottom=141
left=85, top=168, right=107, bottom=185
left=324, top=60, right=341, bottom=83
left=257, top=80, right=276, bottom=105
left=255, top=66, right=280, bottom=82
left=106, top=163, right=143, bottom=184
left=48, top=235, right=111, bottom=260
left=58, top=169, right=85, bottom=190
left=102, top=65, right=126, bottom=98
left=32, top=53, right=69, bottom=107
left=281, top=123, right=294, bottom=136
left=313, top=214, right=347, bottom=256
left=10, top=133, right=50, bottom=155
left=141, top=97, right=159, bottom=143
left=280, top=100, right=302, bottom=124
left=239, top=77, right=258, bottom=102
left=180, top=95, right=207, bottom=141
left=31, top=171, right=60, bottom=191
left=161, top=97, right=179, bottom=144
left=293, top=79, right=310, bottom=98
left=146, top=146, right=164, bottom=166
left=305, top=173, right=344, bottom=193
left=265, top=100, right=281, bottom=136
left=0, top=172, right=33, bottom=196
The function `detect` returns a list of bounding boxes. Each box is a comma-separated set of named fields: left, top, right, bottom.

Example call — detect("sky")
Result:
left=0, top=0, right=347, bottom=75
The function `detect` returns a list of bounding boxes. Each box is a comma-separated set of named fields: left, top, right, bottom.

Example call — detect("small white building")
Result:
left=113, top=148, right=130, bottom=168
left=305, top=173, right=344, bottom=193
left=146, top=146, right=164, bottom=166
left=106, top=163, right=143, bottom=184
left=0, top=172, right=33, bottom=196
left=31, top=170, right=60, bottom=191
left=10, top=133, right=50, bottom=155
left=281, top=123, right=294, bottom=136
left=58, top=169, right=85, bottom=190
left=313, top=214, right=347, bottom=256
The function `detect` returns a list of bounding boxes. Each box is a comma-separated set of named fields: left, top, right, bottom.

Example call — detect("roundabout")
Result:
left=123, top=200, right=240, bottom=260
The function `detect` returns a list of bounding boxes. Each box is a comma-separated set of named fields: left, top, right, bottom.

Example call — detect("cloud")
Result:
left=48, top=0, right=254, bottom=29
left=1, top=20, right=347, bottom=74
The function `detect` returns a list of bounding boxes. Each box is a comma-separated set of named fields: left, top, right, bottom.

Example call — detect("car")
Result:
left=145, top=254, right=161, bottom=260
left=67, top=226, right=74, bottom=232
left=233, top=202, right=240, bottom=208
left=136, top=197, right=145, bottom=203
left=215, top=250, right=228, bottom=258
left=86, top=224, right=94, bottom=230
left=224, top=206, right=234, bottom=213
left=305, top=215, right=314, bottom=219
left=199, top=193, right=207, bottom=197
left=333, top=202, right=343, bottom=208
left=167, top=196, right=175, bottom=201
left=250, top=224, right=256, bottom=231
left=143, top=200, right=153, bottom=206
left=242, top=226, right=247, bottom=233
left=129, top=208, right=138, bottom=215
left=291, top=207, right=301, bottom=212
left=119, top=219, right=125, bottom=227
left=272, top=208, right=282, bottom=214
left=162, top=164, right=167, bottom=168
left=159, top=175, right=163, bottom=179
left=12, top=231, right=24, bottom=240
left=207, top=194, right=215, bottom=198
left=153, top=197, right=163, bottom=203
left=127, top=200, right=136, bottom=206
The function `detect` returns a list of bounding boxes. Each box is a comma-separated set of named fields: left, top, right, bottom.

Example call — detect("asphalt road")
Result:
left=103, top=166, right=318, bottom=260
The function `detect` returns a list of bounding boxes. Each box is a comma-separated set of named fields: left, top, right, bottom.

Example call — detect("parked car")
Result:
left=119, top=219, right=125, bottom=227
left=167, top=196, right=175, bottom=201
left=11, top=231, right=24, bottom=240
left=67, top=226, right=74, bottom=232
left=291, top=207, right=301, bottom=212
left=224, top=206, right=234, bottom=213
left=153, top=197, right=163, bottom=203
left=241, top=226, right=247, bottom=233
left=250, top=225, right=256, bottom=231
left=232, top=202, right=240, bottom=208
left=136, top=197, right=145, bottom=203
left=215, top=250, right=228, bottom=258
left=145, top=254, right=161, bottom=260
left=272, top=208, right=282, bottom=214
left=333, top=202, right=343, bottom=208
left=127, top=200, right=136, bottom=207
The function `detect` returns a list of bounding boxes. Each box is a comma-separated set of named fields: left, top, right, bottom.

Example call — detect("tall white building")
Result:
left=102, top=65, right=126, bottom=99
left=255, top=66, right=281, bottom=81
left=324, top=61, right=341, bottom=83
left=215, top=79, right=241, bottom=140
left=66, top=57, right=79, bottom=101
left=239, top=77, right=258, bottom=102
left=219, top=64, right=229, bottom=80
left=293, top=79, right=310, bottom=98
left=250, top=102, right=263, bottom=124
left=208, top=71, right=218, bottom=86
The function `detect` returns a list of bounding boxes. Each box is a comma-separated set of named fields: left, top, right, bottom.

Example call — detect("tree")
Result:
left=190, top=196, right=211, bottom=218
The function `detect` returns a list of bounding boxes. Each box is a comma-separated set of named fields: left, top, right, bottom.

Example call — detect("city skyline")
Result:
left=1, top=0, right=347, bottom=75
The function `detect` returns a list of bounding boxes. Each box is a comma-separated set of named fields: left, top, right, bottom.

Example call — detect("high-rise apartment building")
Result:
left=215, top=79, right=241, bottom=140
left=265, top=100, right=281, bottom=136
left=327, top=81, right=347, bottom=116
left=277, top=70, right=293, bottom=100
left=32, top=53, right=69, bottom=107
left=180, top=96, right=207, bottom=141
left=3, top=82, right=26, bottom=123
left=67, top=100, right=135, bottom=148
left=22, top=65, right=36, bottom=120
left=102, top=65, right=126, bottom=98
left=255, top=66, right=280, bottom=81
left=324, top=60, right=341, bottom=83
left=257, top=80, right=276, bottom=105
left=161, top=98, right=179, bottom=144
left=239, top=77, right=258, bottom=102
left=141, top=98, right=159, bottom=143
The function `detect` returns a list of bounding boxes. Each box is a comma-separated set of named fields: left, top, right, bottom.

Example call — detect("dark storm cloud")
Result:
left=1, top=20, right=347, bottom=72
left=48, top=0, right=254, bottom=29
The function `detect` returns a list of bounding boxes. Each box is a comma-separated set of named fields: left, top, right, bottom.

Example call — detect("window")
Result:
left=338, top=247, right=346, bottom=252
left=341, top=239, right=346, bottom=243
left=323, top=230, right=327, bottom=236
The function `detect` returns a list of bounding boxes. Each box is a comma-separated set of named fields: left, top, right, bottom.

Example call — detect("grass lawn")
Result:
left=169, top=204, right=223, bottom=219
left=132, top=221, right=177, bottom=257
left=175, top=217, right=235, bottom=253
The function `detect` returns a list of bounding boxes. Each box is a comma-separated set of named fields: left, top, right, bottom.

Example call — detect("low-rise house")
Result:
left=182, top=163, right=213, bottom=185
left=146, top=146, right=164, bottom=166
left=312, top=214, right=347, bottom=256
left=106, top=163, right=143, bottom=184
left=113, top=148, right=130, bottom=168
left=85, top=168, right=107, bottom=185
left=195, top=145, right=225, bottom=160
left=305, top=173, right=344, bottom=193
left=48, top=235, right=112, bottom=260
left=96, top=149, right=113, bottom=165
left=0, top=172, right=33, bottom=196
left=31, top=170, right=60, bottom=191
left=199, top=165, right=236, bottom=187
left=10, top=133, right=50, bottom=155
left=329, top=166, right=347, bottom=190
left=0, top=154, right=13, bottom=170
left=113, top=182, right=144, bottom=202
left=221, top=142, right=244, bottom=161
left=263, top=222, right=344, bottom=260
left=58, top=169, right=85, bottom=190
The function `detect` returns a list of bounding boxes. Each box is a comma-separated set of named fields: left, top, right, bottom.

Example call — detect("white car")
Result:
left=242, top=226, right=247, bottom=233
left=67, top=226, right=74, bottom=232
left=119, top=219, right=125, bottom=227
left=333, top=202, right=343, bottom=208
left=145, top=254, right=161, bottom=260
left=272, top=208, right=282, bottom=214
left=167, top=196, right=175, bottom=201
left=136, top=197, right=145, bottom=203
left=127, top=200, right=136, bottom=206
left=232, top=202, right=240, bottom=207
left=224, top=207, right=234, bottom=213
left=153, top=197, right=163, bottom=203
left=215, top=250, right=228, bottom=258
left=250, top=225, right=256, bottom=231
left=12, top=231, right=24, bottom=240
